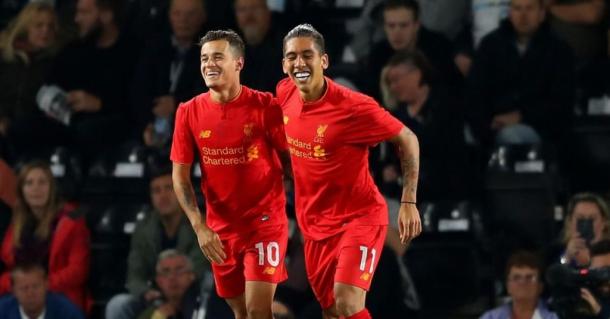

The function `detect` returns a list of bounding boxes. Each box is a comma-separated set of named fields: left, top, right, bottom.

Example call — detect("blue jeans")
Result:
left=105, top=294, right=142, bottom=319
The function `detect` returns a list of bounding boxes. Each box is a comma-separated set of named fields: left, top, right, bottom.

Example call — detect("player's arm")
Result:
left=277, top=150, right=293, bottom=180
left=266, top=99, right=293, bottom=179
left=172, top=163, right=226, bottom=264
left=388, top=126, right=422, bottom=244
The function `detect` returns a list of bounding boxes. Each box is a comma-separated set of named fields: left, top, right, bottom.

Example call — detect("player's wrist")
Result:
left=400, top=200, right=417, bottom=205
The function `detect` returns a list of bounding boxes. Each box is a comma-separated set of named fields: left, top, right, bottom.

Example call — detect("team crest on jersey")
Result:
left=263, top=267, right=276, bottom=275
left=199, top=130, right=212, bottom=139
left=360, top=272, right=371, bottom=281
left=244, top=123, right=254, bottom=137
left=316, top=124, right=328, bottom=138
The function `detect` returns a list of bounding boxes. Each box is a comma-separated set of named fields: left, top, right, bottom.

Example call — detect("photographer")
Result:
left=561, top=193, right=610, bottom=267
left=480, top=251, right=558, bottom=319
left=580, top=240, right=610, bottom=319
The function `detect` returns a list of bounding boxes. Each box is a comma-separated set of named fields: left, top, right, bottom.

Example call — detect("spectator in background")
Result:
left=416, top=0, right=470, bottom=41
left=131, top=0, right=207, bottom=155
left=136, top=250, right=199, bottom=319
left=366, top=0, right=462, bottom=101
left=0, top=161, right=90, bottom=311
left=560, top=192, right=610, bottom=267
left=479, top=251, right=558, bottom=319
left=0, top=263, right=84, bottom=319
left=454, top=0, right=511, bottom=77
left=105, top=164, right=207, bottom=319
left=581, top=240, right=610, bottom=319
left=235, top=0, right=285, bottom=93
left=0, top=2, right=61, bottom=161
left=466, top=0, right=574, bottom=147
left=381, top=51, right=468, bottom=200
left=21, top=0, right=137, bottom=166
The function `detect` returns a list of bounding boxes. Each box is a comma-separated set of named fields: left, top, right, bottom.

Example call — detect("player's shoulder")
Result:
left=328, top=78, right=379, bottom=111
left=275, top=77, right=297, bottom=104
left=176, top=92, right=208, bottom=116
left=242, top=86, right=276, bottom=108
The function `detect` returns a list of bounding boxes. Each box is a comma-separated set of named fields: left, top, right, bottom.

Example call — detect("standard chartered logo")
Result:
left=313, top=145, right=326, bottom=158
left=201, top=144, right=259, bottom=165
left=247, top=145, right=259, bottom=162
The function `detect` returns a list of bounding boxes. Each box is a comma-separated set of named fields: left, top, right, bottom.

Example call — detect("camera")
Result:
left=578, top=218, right=595, bottom=245
left=547, top=264, right=610, bottom=318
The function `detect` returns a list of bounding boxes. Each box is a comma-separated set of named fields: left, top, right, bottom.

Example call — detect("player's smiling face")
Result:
left=200, top=39, right=243, bottom=90
left=282, top=37, right=328, bottom=98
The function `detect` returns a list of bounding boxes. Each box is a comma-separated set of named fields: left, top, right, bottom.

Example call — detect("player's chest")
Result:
left=192, top=111, right=264, bottom=148
left=282, top=104, right=347, bottom=160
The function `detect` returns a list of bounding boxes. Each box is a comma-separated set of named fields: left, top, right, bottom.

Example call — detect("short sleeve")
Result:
left=342, top=98, right=404, bottom=146
left=170, top=103, right=195, bottom=164
left=264, top=99, right=288, bottom=152
left=275, top=77, right=294, bottom=106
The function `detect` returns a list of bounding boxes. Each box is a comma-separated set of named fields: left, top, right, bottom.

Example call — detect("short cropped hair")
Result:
left=10, top=263, right=47, bottom=286
left=383, top=0, right=420, bottom=21
left=282, top=23, right=325, bottom=55
left=386, top=50, right=435, bottom=86
left=199, top=29, right=245, bottom=58
left=505, top=250, right=544, bottom=279
left=156, top=249, right=194, bottom=273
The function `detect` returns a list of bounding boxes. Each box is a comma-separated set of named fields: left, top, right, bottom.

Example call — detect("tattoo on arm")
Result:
left=176, top=181, right=199, bottom=213
left=400, top=155, right=419, bottom=198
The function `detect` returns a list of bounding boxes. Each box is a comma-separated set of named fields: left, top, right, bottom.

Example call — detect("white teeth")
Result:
left=207, top=71, right=219, bottom=76
left=295, top=72, right=310, bottom=79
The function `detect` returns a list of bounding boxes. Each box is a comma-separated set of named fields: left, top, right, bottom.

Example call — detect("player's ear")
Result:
left=282, top=58, right=289, bottom=75
left=236, top=56, right=244, bottom=71
left=321, top=54, right=329, bottom=70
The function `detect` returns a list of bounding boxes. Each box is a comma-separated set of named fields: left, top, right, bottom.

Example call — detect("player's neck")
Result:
left=300, top=78, right=327, bottom=102
left=210, top=83, right=242, bottom=104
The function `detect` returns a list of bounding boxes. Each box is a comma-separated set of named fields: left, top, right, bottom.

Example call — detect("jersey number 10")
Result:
left=255, top=242, right=280, bottom=267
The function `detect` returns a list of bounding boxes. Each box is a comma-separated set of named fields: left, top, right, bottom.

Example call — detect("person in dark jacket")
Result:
left=382, top=50, right=468, bottom=200
left=466, top=0, right=575, bottom=147
left=131, top=0, right=208, bottom=153
left=0, top=263, right=84, bottom=319
left=366, top=0, right=462, bottom=101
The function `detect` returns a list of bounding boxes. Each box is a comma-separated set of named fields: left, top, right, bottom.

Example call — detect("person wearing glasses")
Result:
left=479, top=251, right=559, bottom=319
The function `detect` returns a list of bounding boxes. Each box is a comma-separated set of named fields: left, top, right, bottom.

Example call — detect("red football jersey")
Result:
left=171, top=86, right=287, bottom=238
left=276, top=77, right=404, bottom=240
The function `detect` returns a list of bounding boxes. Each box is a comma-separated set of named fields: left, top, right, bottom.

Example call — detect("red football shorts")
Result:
left=212, top=223, right=288, bottom=298
left=303, top=225, right=387, bottom=309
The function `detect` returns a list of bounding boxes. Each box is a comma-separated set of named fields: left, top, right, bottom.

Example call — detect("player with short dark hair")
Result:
left=277, top=23, right=422, bottom=319
left=171, top=29, right=291, bottom=319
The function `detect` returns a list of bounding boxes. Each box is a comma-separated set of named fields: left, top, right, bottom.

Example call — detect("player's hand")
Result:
left=152, top=95, right=176, bottom=118
left=398, top=203, right=422, bottom=245
left=581, top=288, right=602, bottom=315
left=194, top=223, right=226, bottom=264
left=67, top=90, right=102, bottom=112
